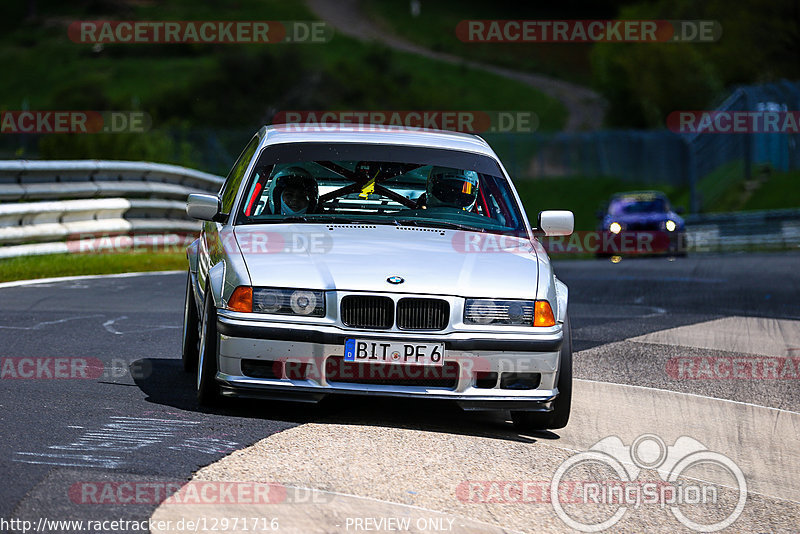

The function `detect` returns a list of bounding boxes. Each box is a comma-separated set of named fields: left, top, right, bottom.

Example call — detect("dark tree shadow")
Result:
left=131, top=358, right=562, bottom=444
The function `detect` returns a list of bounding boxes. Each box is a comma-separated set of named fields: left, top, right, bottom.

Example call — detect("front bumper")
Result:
left=215, top=314, right=563, bottom=411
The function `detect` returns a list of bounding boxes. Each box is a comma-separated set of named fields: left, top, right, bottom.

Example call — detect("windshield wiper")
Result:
left=394, top=219, right=486, bottom=233
left=264, top=215, right=379, bottom=225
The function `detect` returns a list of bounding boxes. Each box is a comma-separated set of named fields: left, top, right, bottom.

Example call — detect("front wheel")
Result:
left=512, top=315, right=573, bottom=431
left=197, top=291, right=221, bottom=406
left=181, top=272, right=200, bottom=372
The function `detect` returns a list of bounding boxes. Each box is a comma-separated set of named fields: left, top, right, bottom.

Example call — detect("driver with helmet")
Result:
left=425, top=166, right=480, bottom=211
left=267, top=166, right=319, bottom=215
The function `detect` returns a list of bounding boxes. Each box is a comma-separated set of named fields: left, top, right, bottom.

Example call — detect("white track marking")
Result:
left=0, top=270, right=183, bottom=290
left=575, top=378, right=800, bottom=416
left=102, top=316, right=127, bottom=335
left=0, top=314, right=104, bottom=330
left=102, top=315, right=181, bottom=335
left=628, top=316, right=800, bottom=358
left=14, top=416, right=201, bottom=469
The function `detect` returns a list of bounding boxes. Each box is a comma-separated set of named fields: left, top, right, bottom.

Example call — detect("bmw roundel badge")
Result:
left=387, top=276, right=404, bottom=284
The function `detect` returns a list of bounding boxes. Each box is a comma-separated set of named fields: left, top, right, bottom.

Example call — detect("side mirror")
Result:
left=187, top=193, right=221, bottom=221
left=538, top=210, right=574, bottom=236
left=595, top=209, right=606, bottom=219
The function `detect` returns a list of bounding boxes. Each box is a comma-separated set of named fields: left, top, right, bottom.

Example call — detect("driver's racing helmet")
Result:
left=267, top=166, right=318, bottom=215
left=426, top=167, right=479, bottom=210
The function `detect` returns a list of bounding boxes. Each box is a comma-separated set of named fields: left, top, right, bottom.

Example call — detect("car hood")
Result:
left=233, top=224, right=539, bottom=298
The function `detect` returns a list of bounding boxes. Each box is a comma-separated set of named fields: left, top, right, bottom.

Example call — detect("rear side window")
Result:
left=219, top=136, right=259, bottom=215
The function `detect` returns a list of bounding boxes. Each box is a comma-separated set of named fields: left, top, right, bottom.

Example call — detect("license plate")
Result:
left=344, top=339, right=445, bottom=366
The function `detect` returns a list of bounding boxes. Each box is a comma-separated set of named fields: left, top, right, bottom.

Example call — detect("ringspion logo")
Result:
left=550, top=435, right=746, bottom=532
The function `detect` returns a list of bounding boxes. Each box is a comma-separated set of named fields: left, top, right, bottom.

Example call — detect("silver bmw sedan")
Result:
left=182, top=124, right=574, bottom=431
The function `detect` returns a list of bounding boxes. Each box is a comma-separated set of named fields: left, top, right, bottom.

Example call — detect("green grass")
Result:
left=742, top=170, right=800, bottom=211
left=672, top=162, right=800, bottom=213
left=514, top=176, right=687, bottom=231
left=672, top=160, right=745, bottom=213
left=361, top=0, right=601, bottom=85
left=0, top=0, right=567, bottom=166
left=517, top=167, right=798, bottom=231
left=0, top=252, right=186, bottom=283
left=298, top=37, right=566, bottom=128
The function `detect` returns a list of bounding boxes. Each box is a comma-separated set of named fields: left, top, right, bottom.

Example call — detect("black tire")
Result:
left=512, top=315, right=573, bottom=431
left=181, top=272, right=200, bottom=372
left=197, top=290, right=221, bottom=406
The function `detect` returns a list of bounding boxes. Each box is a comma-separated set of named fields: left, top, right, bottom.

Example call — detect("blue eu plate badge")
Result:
left=344, top=339, right=356, bottom=361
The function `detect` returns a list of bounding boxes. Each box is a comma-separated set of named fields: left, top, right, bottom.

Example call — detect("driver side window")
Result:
left=219, top=136, right=259, bottom=215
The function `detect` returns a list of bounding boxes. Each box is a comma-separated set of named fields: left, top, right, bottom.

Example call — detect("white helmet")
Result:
left=266, top=166, right=318, bottom=215
left=427, top=167, right=480, bottom=210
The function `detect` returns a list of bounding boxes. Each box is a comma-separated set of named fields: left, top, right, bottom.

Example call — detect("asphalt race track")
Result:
left=1, top=251, right=798, bottom=532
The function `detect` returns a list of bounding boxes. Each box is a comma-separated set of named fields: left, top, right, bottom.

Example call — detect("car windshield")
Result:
left=609, top=196, right=667, bottom=215
left=235, top=143, right=527, bottom=236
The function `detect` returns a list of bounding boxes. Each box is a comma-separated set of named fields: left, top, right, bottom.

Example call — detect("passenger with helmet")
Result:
left=424, top=166, right=480, bottom=211
left=266, top=166, right=319, bottom=215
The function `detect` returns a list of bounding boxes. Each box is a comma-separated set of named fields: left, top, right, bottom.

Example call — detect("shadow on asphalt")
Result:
left=131, top=358, right=562, bottom=444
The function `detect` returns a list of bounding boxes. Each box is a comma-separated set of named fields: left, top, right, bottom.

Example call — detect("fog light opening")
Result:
left=500, top=372, right=541, bottom=390
left=475, top=372, right=498, bottom=389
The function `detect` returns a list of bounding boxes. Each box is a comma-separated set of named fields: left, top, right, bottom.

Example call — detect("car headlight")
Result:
left=665, top=219, right=677, bottom=232
left=250, top=288, right=325, bottom=317
left=464, top=299, right=555, bottom=327
left=609, top=222, right=622, bottom=234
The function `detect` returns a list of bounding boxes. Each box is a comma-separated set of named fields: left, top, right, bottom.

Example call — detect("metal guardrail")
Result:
left=1, top=160, right=796, bottom=259
left=0, top=160, right=224, bottom=259
left=686, top=208, right=800, bottom=252
left=0, top=160, right=223, bottom=189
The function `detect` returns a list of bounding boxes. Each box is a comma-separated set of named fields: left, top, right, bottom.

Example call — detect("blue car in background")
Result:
left=597, top=191, right=686, bottom=257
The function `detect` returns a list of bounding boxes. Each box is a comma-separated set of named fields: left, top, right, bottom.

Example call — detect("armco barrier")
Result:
left=0, top=160, right=224, bottom=258
left=686, top=208, right=800, bottom=252
left=1, top=160, right=796, bottom=259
